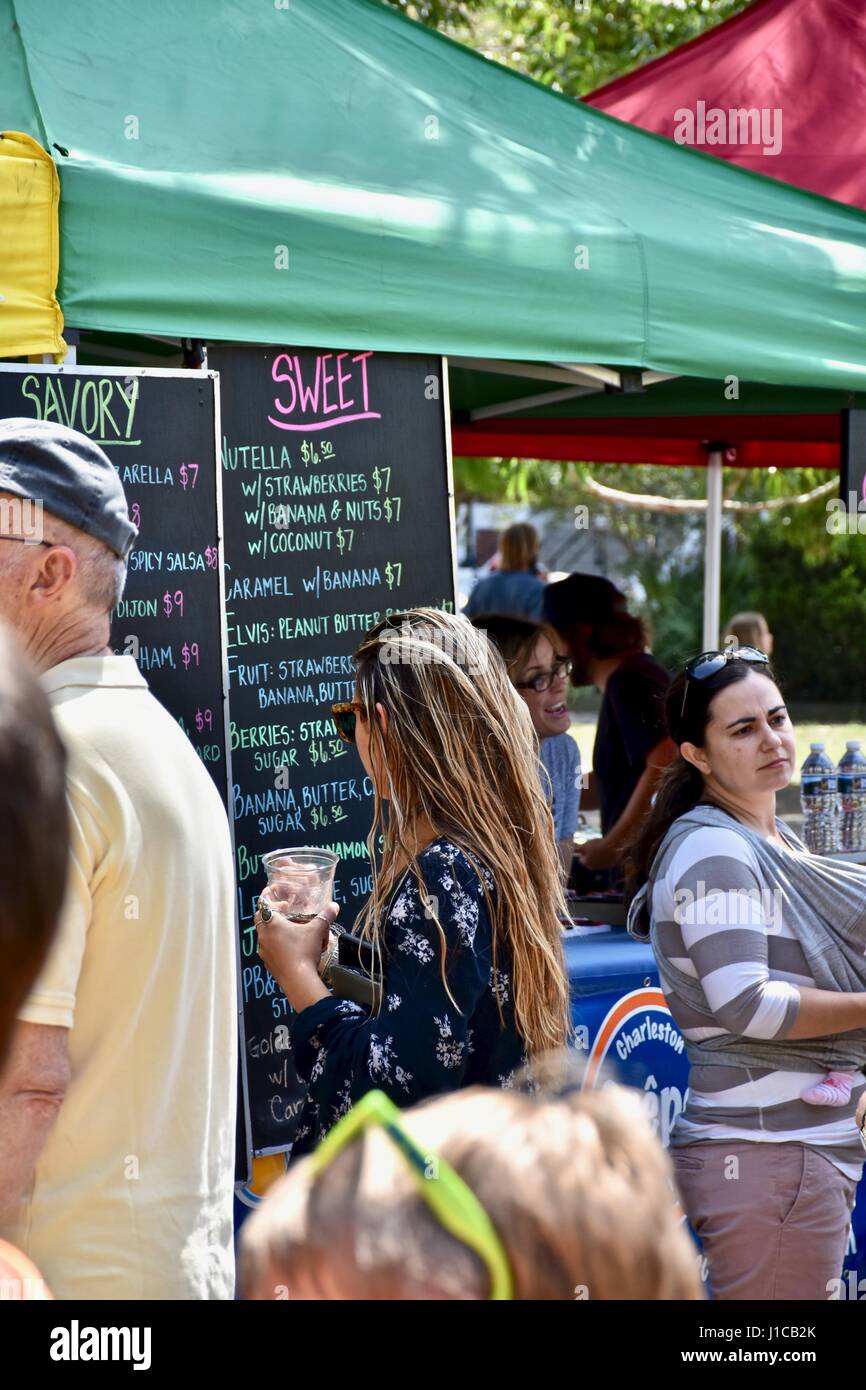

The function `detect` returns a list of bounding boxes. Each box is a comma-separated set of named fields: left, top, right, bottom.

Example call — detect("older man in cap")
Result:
left=0, top=419, right=237, bottom=1300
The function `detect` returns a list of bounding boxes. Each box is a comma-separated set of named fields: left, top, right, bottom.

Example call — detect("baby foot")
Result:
left=801, top=1072, right=854, bottom=1107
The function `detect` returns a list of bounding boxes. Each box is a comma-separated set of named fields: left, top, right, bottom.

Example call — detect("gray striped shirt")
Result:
left=651, top=822, right=866, bottom=1179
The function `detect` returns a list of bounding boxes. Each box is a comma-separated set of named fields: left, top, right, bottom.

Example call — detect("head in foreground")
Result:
left=0, top=621, right=69, bottom=1068
left=240, top=1079, right=703, bottom=1301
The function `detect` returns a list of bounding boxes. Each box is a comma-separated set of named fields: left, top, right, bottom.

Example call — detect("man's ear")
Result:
left=680, top=740, right=711, bottom=777
left=31, top=546, right=76, bottom=603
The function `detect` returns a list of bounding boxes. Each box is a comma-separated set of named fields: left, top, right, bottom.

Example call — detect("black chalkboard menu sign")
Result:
left=0, top=365, right=231, bottom=798
left=210, top=343, right=456, bottom=1155
left=0, top=364, right=251, bottom=1179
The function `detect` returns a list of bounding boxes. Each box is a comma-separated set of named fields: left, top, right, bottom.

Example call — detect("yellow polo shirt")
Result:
left=2, top=656, right=237, bottom=1300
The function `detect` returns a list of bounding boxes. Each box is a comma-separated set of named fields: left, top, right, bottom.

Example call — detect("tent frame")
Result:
left=68, top=327, right=830, bottom=650
left=450, top=357, right=680, bottom=420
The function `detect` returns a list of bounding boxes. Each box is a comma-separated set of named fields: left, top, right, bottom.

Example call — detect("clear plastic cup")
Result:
left=260, top=847, right=339, bottom=922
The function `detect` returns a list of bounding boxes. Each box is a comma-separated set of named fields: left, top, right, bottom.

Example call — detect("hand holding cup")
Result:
left=255, top=889, right=340, bottom=1007
left=255, top=847, right=340, bottom=1008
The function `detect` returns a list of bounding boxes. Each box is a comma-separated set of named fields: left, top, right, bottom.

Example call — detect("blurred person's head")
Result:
left=349, top=608, right=571, bottom=1055
left=0, top=621, right=69, bottom=1069
left=0, top=420, right=137, bottom=671
left=723, top=611, right=773, bottom=657
left=498, top=522, right=539, bottom=574
left=239, top=1080, right=703, bottom=1301
left=626, top=651, right=791, bottom=904
left=543, top=573, right=646, bottom=686
left=470, top=614, right=571, bottom=740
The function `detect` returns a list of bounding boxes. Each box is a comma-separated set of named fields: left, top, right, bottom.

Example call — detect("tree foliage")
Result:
left=387, top=2, right=862, bottom=705
left=458, top=456, right=859, bottom=703
left=637, top=496, right=866, bottom=710
left=388, top=0, right=752, bottom=96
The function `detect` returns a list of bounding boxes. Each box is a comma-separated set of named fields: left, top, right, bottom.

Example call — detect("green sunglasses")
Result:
left=308, top=1089, right=513, bottom=1300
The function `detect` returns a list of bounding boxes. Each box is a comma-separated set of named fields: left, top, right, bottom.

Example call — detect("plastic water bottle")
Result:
left=800, top=744, right=839, bottom=854
left=837, top=740, right=866, bottom=852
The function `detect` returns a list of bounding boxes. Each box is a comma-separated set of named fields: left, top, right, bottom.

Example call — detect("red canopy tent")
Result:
left=586, top=0, right=866, bottom=210
left=455, top=0, right=866, bottom=473
left=452, top=0, right=866, bottom=642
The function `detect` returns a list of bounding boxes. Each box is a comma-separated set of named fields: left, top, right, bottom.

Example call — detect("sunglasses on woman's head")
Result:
left=332, top=701, right=364, bottom=744
left=514, top=657, right=572, bottom=694
left=680, top=646, right=769, bottom=718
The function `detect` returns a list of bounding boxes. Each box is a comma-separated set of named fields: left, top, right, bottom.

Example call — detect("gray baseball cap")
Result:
left=0, top=417, right=138, bottom=559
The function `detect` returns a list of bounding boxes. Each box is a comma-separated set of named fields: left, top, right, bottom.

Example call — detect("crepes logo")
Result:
left=583, top=987, right=688, bottom=1149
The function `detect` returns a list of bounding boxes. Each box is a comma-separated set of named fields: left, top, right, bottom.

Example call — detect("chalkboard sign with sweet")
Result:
left=211, top=343, right=456, bottom=1156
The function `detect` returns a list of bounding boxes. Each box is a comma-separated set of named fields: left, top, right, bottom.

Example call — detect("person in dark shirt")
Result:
left=543, top=574, right=675, bottom=889
left=255, top=608, right=571, bottom=1154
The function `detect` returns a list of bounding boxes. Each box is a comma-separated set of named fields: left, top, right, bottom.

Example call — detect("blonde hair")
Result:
left=354, top=608, right=570, bottom=1055
left=239, top=1078, right=703, bottom=1301
left=499, top=522, right=539, bottom=573
left=723, top=611, right=769, bottom=651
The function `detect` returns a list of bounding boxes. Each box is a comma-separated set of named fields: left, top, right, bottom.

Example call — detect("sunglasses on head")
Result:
left=332, top=700, right=365, bottom=744
left=680, top=646, right=769, bottom=719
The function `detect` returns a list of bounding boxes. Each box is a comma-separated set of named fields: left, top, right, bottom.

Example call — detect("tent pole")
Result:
left=702, top=448, right=723, bottom=650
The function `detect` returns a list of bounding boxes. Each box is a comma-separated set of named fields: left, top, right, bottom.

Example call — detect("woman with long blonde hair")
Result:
left=255, top=608, right=571, bottom=1155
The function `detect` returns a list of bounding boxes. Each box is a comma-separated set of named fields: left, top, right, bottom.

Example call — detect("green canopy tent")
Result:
left=4, top=0, right=866, bottom=639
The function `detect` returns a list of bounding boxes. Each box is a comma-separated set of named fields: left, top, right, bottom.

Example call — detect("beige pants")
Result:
left=671, top=1140, right=858, bottom=1301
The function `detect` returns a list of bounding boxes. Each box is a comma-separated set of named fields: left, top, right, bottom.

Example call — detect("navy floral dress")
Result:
left=289, top=837, right=526, bottom=1156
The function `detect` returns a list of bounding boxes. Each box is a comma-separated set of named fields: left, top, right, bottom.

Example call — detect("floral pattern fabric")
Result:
left=289, top=838, right=525, bottom=1155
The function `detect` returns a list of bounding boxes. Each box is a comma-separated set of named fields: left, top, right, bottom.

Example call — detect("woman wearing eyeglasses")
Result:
left=625, top=648, right=866, bottom=1301
left=255, top=608, right=571, bottom=1157
left=469, top=614, right=580, bottom=880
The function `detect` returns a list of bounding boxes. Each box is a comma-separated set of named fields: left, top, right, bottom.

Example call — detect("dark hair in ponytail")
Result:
left=624, top=657, right=779, bottom=912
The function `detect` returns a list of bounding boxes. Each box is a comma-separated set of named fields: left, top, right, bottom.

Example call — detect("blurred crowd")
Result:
left=1, top=441, right=862, bottom=1304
